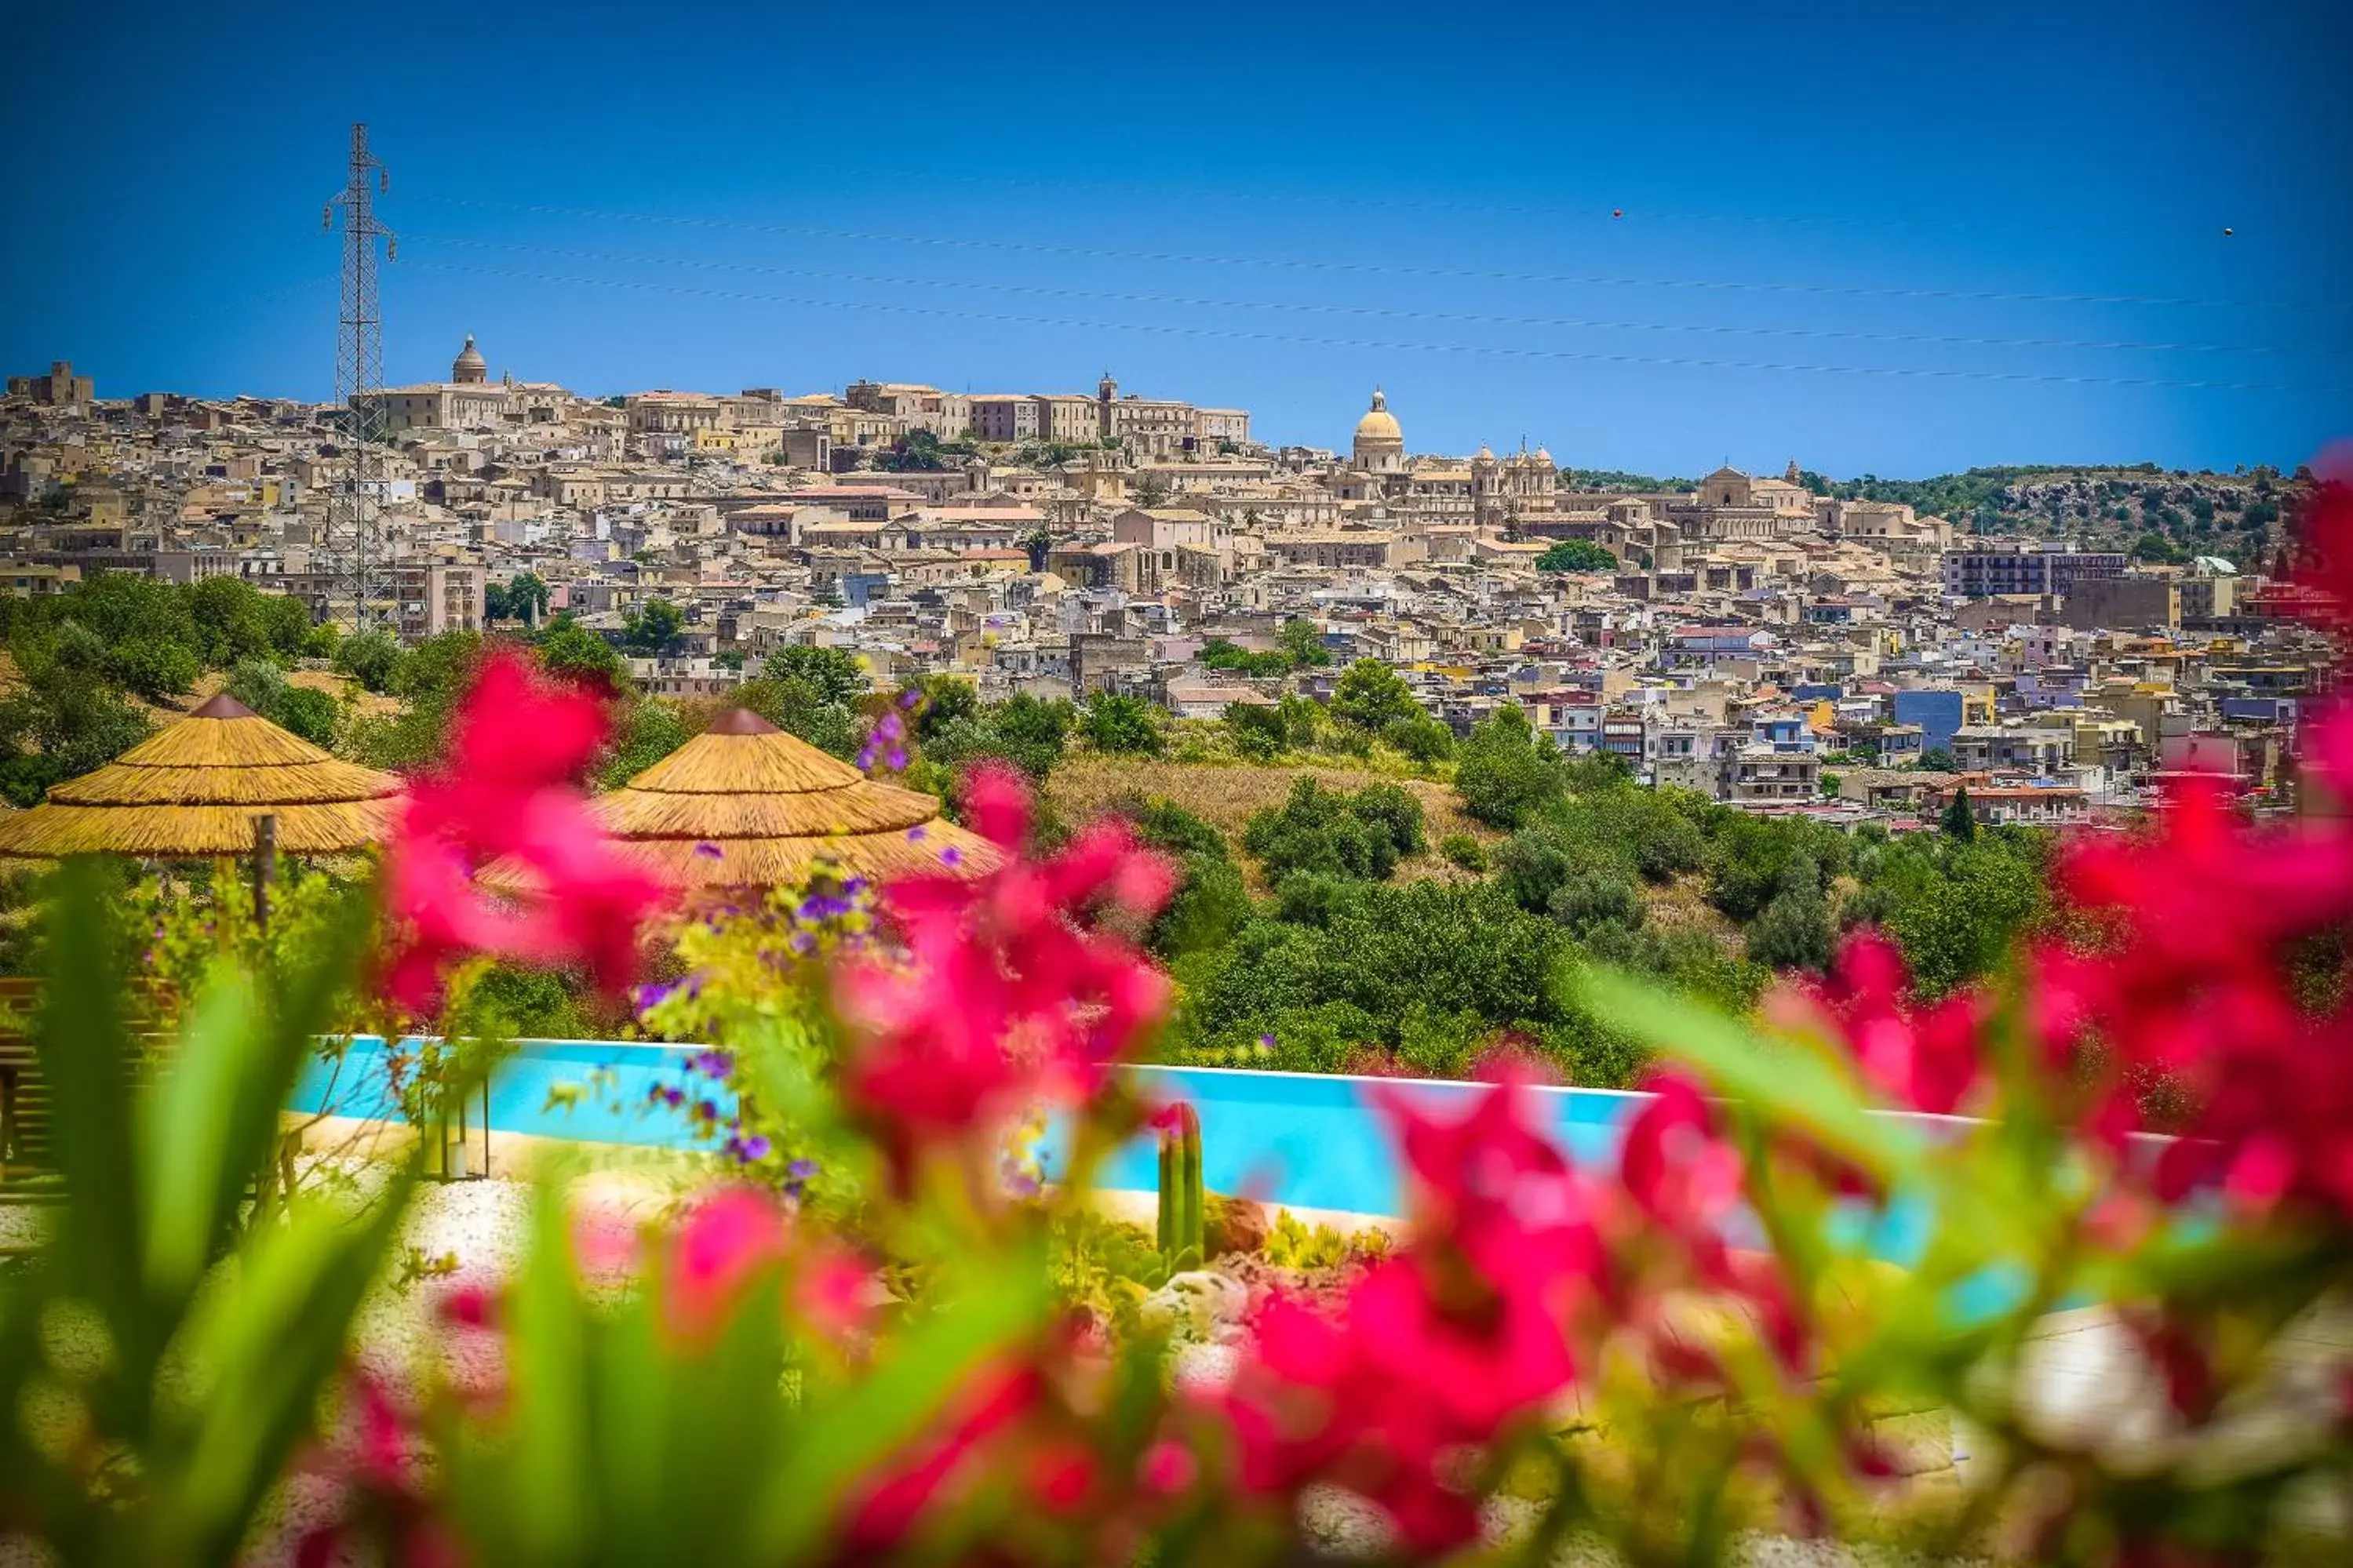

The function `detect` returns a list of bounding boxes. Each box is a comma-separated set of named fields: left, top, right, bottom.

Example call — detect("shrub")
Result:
left=1454, top=707, right=1563, bottom=828
left=1328, top=659, right=1420, bottom=733
left=1437, top=833, right=1488, bottom=872
left=1240, top=777, right=1419, bottom=883
left=109, top=635, right=202, bottom=701
left=333, top=628, right=405, bottom=693
left=1225, top=702, right=1287, bottom=761
left=1079, top=693, right=1164, bottom=755
left=1382, top=713, right=1455, bottom=763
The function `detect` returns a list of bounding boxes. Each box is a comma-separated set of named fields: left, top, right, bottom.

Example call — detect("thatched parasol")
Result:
left=570, top=708, right=999, bottom=890
left=0, top=693, right=402, bottom=860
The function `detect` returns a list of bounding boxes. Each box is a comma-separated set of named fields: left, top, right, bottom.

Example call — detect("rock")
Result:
left=1168, top=1341, right=1240, bottom=1397
left=1136, top=1269, right=1250, bottom=1342
left=1207, top=1193, right=1269, bottom=1257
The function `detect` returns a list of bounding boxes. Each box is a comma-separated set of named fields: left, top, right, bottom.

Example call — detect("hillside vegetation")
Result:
left=1794, top=462, right=2297, bottom=566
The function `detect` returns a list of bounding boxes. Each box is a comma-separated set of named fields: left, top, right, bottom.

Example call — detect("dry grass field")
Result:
left=1046, top=754, right=1495, bottom=886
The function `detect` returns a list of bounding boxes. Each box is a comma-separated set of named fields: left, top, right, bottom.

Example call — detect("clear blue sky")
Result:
left=5, top=0, right=2348, bottom=476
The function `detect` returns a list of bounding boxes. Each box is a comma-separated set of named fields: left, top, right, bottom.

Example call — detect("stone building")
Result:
left=6, top=360, right=95, bottom=406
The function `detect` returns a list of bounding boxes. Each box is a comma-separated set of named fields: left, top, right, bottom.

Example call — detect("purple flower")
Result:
left=905, top=825, right=927, bottom=842
left=634, top=980, right=678, bottom=1011
left=1258, top=1032, right=1277, bottom=1049
left=690, top=1049, right=734, bottom=1078
left=898, top=688, right=923, bottom=710
left=785, top=1158, right=819, bottom=1180
left=693, top=841, right=725, bottom=860
left=740, top=1134, right=772, bottom=1162
left=661, top=1086, right=685, bottom=1108
left=885, top=748, right=907, bottom=770
left=940, top=846, right=963, bottom=867
left=694, top=1099, right=719, bottom=1123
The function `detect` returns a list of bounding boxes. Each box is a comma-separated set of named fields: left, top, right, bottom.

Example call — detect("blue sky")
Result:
left=4, top=0, right=2348, bottom=475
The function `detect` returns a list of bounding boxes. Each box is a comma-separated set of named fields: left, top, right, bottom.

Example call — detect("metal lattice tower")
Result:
left=324, top=123, right=394, bottom=631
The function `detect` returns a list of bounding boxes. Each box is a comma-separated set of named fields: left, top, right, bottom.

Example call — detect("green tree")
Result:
left=188, top=577, right=276, bottom=667
left=1226, top=701, right=1287, bottom=762
left=1278, top=619, right=1331, bottom=668
left=764, top=645, right=866, bottom=707
left=1131, top=471, right=1172, bottom=508
left=1077, top=693, right=1164, bottom=755
left=727, top=675, right=859, bottom=759
left=1240, top=777, right=1421, bottom=883
left=333, top=629, right=406, bottom=693
left=1454, top=707, right=1564, bottom=829
left=1535, top=540, right=1619, bottom=573
left=622, top=598, right=685, bottom=656
left=109, top=635, right=202, bottom=702
left=1382, top=713, right=1455, bottom=764
left=536, top=617, right=629, bottom=692
left=905, top=675, right=982, bottom=740
left=1883, top=839, right=2045, bottom=995
left=597, top=698, right=693, bottom=789
left=979, top=692, right=1076, bottom=780
left=1942, top=785, right=1979, bottom=842
left=258, top=591, right=315, bottom=658
left=0, top=661, right=152, bottom=806
left=224, top=657, right=338, bottom=748
left=508, top=572, right=551, bottom=626
left=1918, top=746, right=1957, bottom=773
left=1328, top=659, right=1419, bottom=733
left=1747, top=881, right=1835, bottom=971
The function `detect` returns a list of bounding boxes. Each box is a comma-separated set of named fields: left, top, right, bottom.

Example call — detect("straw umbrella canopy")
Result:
left=563, top=708, right=999, bottom=891
left=0, top=692, right=402, bottom=861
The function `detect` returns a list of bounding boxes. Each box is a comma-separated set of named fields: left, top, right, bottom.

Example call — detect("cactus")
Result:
left=1155, top=1101, right=1204, bottom=1265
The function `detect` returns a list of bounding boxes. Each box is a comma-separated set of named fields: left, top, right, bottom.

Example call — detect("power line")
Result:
left=412, top=194, right=2342, bottom=313
left=398, top=258, right=2346, bottom=394
left=400, top=233, right=2327, bottom=358
left=793, top=166, right=2240, bottom=242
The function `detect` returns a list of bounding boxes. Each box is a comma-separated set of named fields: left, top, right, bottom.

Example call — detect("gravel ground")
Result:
left=13, top=1170, right=1983, bottom=1565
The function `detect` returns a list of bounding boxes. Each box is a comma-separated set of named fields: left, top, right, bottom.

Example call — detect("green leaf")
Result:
left=1577, top=966, right=1925, bottom=1183
left=140, top=884, right=375, bottom=1308
left=137, top=970, right=258, bottom=1304
left=749, top=1244, right=1049, bottom=1560
left=32, top=860, right=148, bottom=1379
left=502, top=1179, right=592, bottom=1563
left=169, top=1173, right=413, bottom=1563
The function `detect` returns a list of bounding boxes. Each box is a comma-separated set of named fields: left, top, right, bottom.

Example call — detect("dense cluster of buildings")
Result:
left=2, top=348, right=2329, bottom=826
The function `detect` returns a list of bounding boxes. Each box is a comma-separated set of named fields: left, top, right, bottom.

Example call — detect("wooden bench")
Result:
left=1, top=976, right=174, bottom=1190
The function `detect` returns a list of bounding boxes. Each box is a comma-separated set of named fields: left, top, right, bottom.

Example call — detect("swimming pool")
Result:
left=288, top=1038, right=1949, bottom=1268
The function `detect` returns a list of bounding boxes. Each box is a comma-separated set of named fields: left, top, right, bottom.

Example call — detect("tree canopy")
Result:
left=1535, top=540, right=1619, bottom=573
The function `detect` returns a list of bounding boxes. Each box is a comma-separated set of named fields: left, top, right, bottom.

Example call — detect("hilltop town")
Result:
left=1, top=348, right=2329, bottom=827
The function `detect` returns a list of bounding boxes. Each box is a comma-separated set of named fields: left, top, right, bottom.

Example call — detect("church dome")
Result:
left=451, top=334, right=488, bottom=384
left=1352, top=388, right=1403, bottom=458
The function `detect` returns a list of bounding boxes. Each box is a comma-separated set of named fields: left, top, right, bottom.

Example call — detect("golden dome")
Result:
left=451, top=334, right=488, bottom=384
left=1353, top=388, right=1403, bottom=451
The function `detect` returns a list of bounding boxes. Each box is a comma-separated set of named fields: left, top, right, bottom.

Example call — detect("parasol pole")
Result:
left=252, top=813, right=278, bottom=935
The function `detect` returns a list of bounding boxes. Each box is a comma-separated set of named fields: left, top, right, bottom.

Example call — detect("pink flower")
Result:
left=2289, top=442, right=2353, bottom=628
left=379, top=648, right=669, bottom=1013
left=662, top=1185, right=789, bottom=1341
left=1215, top=1082, right=1590, bottom=1552
left=1807, top=930, right=1987, bottom=1115
left=835, top=766, right=1174, bottom=1191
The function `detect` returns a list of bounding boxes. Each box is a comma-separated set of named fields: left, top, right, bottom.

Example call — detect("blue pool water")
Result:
left=291, top=1040, right=1951, bottom=1267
